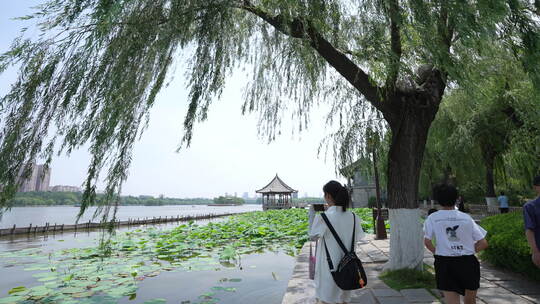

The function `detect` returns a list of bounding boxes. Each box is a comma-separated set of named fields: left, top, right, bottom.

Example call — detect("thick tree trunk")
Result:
left=482, top=145, right=497, bottom=211
left=484, top=152, right=496, bottom=198
left=381, top=69, right=444, bottom=270
left=383, top=106, right=436, bottom=270
left=386, top=115, right=432, bottom=211
left=443, top=165, right=453, bottom=184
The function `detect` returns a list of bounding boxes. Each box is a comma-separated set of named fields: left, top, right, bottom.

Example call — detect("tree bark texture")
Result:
left=386, top=116, right=432, bottom=209
left=383, top=75, right=444, bottom=210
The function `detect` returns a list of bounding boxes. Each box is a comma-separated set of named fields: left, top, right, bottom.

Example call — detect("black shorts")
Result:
left=500, top=208, right=509, bottom=213
left=434, top=255, right=480, bottom=295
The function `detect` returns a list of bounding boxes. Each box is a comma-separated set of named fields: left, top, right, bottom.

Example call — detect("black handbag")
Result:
left=321, top=213, right=367, bottom=290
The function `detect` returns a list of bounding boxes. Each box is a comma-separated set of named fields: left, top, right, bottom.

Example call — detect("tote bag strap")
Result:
left=320, top=213, right=356, bottom=254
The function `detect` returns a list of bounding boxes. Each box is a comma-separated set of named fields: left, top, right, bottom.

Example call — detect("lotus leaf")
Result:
left=0, top=209, right=374, bottom=303
left=143, top=298, right=167, bottom=304
left=7, top=286, right=27, bottom=295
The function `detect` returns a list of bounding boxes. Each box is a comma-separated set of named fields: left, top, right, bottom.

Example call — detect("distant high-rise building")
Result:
left=17, top=163, right=51, bottom=192
left=234, top=192, right=238, bottom=197
left=35, top=165, right=51, bottom=191
left=292, top=192, right=298, bottom=199
left=303, top=192, right=308, bottom=198
left=18, top=164, right=38, bottom=192
left=51, top=185, right=81, bottom=192
left=242, top=192, right=249, bottom=199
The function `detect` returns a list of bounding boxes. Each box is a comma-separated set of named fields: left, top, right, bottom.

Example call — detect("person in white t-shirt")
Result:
left=423, top=184, right=488, bottom=304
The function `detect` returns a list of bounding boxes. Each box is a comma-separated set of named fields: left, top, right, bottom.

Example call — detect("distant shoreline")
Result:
left=8, top=203, right=262, bottom=207
left=207, top=204, right=241, bottom=206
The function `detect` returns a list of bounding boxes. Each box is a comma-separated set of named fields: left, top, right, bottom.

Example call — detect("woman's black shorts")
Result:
left=434, top=255, right=480, bottom=295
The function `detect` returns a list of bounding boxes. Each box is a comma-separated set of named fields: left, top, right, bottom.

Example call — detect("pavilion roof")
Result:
left=256, top=174, right=298, bottom=194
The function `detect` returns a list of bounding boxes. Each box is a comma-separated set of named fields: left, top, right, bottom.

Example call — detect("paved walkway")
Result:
left=282, top=235, right=540, bottom=304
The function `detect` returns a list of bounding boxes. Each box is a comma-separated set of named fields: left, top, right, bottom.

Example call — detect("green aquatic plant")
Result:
left=0, top=209, right=374, bottom=303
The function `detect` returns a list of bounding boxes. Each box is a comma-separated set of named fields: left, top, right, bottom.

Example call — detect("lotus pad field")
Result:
left=0, top=208, right=373, bottom=303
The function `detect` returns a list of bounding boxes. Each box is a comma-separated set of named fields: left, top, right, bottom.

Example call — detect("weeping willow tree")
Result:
left=1, top=0, right=539, bottom=269
left=420, top=49, right=540, bottom=205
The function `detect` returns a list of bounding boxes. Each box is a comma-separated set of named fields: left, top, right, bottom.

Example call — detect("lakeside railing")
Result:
left=0, top=212, right=243, bottom=237
left=466, top=204, right=522, bottom=216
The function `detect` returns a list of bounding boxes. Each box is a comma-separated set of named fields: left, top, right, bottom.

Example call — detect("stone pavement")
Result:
left=282, top=235, right=540, bottom=304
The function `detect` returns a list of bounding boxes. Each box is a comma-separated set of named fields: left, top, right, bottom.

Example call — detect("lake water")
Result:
left=0, top=205, right=262, bottom=228
left=0, top=206, right=297, bottom=304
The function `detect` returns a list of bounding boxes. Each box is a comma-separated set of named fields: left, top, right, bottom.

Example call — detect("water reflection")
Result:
left=0, top=205, right=262, bottom=228
left=121, top=251, right=294, bottom=304
left=0, top=216, right=295, bottom=304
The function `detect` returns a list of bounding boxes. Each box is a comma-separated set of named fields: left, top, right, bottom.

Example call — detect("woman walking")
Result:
left=308, top=180, right=365, bottom=304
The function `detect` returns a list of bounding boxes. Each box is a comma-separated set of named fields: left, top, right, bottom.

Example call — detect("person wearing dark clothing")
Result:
left=524, top=175, right=540, bottom=268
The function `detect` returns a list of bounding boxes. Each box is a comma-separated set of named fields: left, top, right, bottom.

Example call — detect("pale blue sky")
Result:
left=0, top=1, right=344, bottom=198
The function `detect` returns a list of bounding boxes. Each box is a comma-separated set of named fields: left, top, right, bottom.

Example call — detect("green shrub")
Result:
left=480, top=212, right=540, bottom=281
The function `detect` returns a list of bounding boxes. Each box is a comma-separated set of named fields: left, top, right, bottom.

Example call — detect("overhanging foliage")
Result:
left=1, top=0, right=539, bottom=220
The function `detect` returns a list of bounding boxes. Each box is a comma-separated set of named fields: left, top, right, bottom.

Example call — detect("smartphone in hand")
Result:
left=313, top=204, right=325, bottom=212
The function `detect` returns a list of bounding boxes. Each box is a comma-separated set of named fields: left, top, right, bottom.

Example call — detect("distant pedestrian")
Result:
left=497, top=191, right=509, bottom=214
left=424, top=184, right=488, bottom=304
left=523, top=175, right=540, bottom=268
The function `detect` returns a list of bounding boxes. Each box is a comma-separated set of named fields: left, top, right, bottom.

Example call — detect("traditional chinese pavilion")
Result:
left=256, top=175, right=298, bottom=210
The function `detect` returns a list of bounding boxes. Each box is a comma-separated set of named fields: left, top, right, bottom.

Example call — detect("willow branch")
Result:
left=437, top=2, right=454, bottom=80
left=387, top=0, right=402, bottom=90
left=240, top=1, right=385, bottom=111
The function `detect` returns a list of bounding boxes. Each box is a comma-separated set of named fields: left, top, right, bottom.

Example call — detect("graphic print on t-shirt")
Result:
left=445, top=225, right=460, bottom=242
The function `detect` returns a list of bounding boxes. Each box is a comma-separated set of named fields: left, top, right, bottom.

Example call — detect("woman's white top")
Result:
left=308, top=206, right=365, bottom=304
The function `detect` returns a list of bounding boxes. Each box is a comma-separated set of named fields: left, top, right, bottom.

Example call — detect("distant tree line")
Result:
left=292, top=197, right=325, bottom=204
left=241, top=197, right=324, bottom=205
left=212, top=196, right=245, bottom=205
left=10, top=192, right=325, bottom=207
left=9, top=192, right=214, bottom=206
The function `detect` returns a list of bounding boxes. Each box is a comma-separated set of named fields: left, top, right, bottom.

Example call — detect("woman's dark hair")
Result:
left=432, top=184, right=458, bottom=207
left=323, top=180, right=350, bottom=211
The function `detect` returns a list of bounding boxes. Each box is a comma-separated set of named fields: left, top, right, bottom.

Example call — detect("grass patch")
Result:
left=380, top=267, right=436, bottom=291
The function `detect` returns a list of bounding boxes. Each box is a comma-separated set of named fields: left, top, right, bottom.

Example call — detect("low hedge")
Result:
left=480, top=211, right=540, bottom=281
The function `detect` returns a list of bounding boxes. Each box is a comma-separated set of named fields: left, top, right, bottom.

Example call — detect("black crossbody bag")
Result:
left=321, top=213, right=367, bottom=290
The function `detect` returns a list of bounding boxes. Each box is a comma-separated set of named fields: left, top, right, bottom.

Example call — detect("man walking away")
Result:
left=497, top=192, right=509, bottom=214
left=524, top=175, right=540, bottom=268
